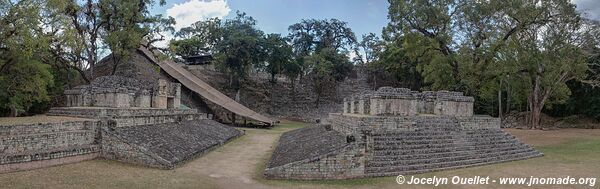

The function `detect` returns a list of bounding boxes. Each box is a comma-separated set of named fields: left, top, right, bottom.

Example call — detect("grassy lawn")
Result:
left=0, top=120, right=598, bottom=189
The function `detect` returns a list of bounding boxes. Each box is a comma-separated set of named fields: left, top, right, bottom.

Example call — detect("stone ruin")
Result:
left=0, top=76, right=242, bottom=173
left=265, top=87, right=543, bottom=180
left=63, top=76, right=181, bottom=109
left=343, top=87, right=474, bottom=117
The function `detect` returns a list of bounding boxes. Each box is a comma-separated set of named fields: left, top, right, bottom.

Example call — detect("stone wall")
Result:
left=344, top=87, right=474, bottom=117
left=47, top=107, right=208, bottom=127
left=265, top=144, right=365, bottom=180
left=63, top=76, right=181, bottom=109
left=329, top=113, right=500, bottom=136
left=265, top=125, right=365, bottom=180
left=0, top=120, right=102, bottom=173
left=0, top=114, right=239, bottom=173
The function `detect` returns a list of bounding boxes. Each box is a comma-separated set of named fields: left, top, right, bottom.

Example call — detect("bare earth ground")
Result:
left=0, top=120, right=599, bottom=189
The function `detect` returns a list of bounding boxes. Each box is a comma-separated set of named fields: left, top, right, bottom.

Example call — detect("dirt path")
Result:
left=177, top=128, right=281, bottom=189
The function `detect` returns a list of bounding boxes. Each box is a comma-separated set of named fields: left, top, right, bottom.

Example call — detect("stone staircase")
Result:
left=365, top=121, right=542, bottom=176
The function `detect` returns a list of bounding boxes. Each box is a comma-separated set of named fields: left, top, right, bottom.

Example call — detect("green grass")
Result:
left=536, top=138, right=600, bottom=164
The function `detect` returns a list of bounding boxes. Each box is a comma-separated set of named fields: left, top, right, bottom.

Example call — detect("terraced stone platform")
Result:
left=265, top=87, right=542, bottom=180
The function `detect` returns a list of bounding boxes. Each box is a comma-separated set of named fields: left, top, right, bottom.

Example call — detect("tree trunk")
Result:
left=270, top=73, right=276, bottom=83
left=506, top=81, right=511, bottom=114
left=529, top=70, right=542, bottom=129
left=110, top=55, right=120, bottom=75
left=498, top=79, right=503, bottom=119
left=291, top=79, right=296, bottom=102
left=9, top=105, right=18, bottom=117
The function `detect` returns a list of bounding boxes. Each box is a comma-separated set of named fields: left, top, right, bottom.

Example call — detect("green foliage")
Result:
left=0, top=60, right=54, bottom=116
left=288, top=18, right=357, bottom=79
left=99, top=0, right=170, bottom=73
left=384, top=0, right=596, bottom=122
left=549, top=52, right=600, bottom=119
left=214, top=12, right=266, bottom=89
left=170, top=17, right=222, bottom=58
left=263, top=33, right=293, bottom=83
left=369, top=36, right=422, bottom=90
left=0, top=0, right=169, bottom=116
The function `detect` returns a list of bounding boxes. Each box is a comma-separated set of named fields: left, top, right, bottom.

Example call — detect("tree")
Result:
left=355, top=33, right=383, bottom=65
left=288, top=18, right=358, bottom=76
left=384, top=0, right=594, bottom=128
left=98, top=0, right=171, bottom=75
left=282, top=58, right=302, bottom=90
left=371, top=36, right=423, bottom=90
left=170, top=17, right=221, bottom=59
left=0, top=0, right=55, bottom=116
left=304, top=48, right=352, bottom=107
left=43, top=0, right=172, bottom=81
left=214, top=12, right=265, bottom=95
left=287, top=18, right=357, bottom=105
left=497, top=2, right=588, bottom=128
left=263, top=33, right=293, bottom=83
left=0, top=60, right=54, bottom=116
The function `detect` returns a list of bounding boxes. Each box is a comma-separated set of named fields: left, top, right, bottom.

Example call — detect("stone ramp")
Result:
left=267, top=125, right=347, bottom=169
left=101, top=119, right=242, bottom=169
left=138, top=46, right=274, bottom=125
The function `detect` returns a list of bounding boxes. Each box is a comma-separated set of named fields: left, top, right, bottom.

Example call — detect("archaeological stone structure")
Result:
left=63, top=76, right=181, bottom=109
left=265, top=87, right=543, bottom=180
left=0, top=75, right=242, bottom=173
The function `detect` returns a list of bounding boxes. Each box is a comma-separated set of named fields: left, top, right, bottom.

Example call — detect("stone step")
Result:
left=372, top=138, right=521, bottom=150
left=372, top=130, right=507, bottom=137
left=368, top=147, right=536, bottom=167
left=365, top=151, right=541, bottom=173
left=372, top=134, right=515, bottom=143
left=371, top=133, right=509, bottom=141
left=365, top=152, right=542, bottom=176
left=373, top=143, right=529, bottom=156
left=372, top=136, right=517, bottom=146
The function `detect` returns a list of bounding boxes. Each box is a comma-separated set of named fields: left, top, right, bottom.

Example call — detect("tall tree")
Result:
left=0, top=0, right=55, bottom=116
left=214, top=12, right=266, bottom=96
left=263, top=33, right=293, bottom=83
left=287, top=18, right=357, bottom=105
left=288, top=18, right=357, bottom=76
left=385, top=0, right=595, bottom=128
left=170, top=17, right=221, bottom=59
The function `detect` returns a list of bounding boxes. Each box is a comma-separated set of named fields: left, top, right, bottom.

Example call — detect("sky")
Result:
left=151, top=0, right=389, bottom=44
left=151, top=0, right=600, bottom=47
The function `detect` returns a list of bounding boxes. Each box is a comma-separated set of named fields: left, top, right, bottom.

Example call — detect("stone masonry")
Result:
left=266, top=87, right=542, bottom=180
left=64, top=76, right=181, bottom=109
left=0, top=76, right=241, bottom=173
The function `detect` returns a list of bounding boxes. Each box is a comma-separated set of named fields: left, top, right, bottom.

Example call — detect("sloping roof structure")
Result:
left=138, top=46, right=275, bottom=125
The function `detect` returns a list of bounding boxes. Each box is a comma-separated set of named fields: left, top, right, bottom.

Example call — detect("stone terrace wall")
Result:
left=47, top=107, right=207, bottom=127
left=329, top=113, right=500, bottom=136
left=0, top=121, right=102, bottom=173
left=265, top=144, right=365, bottom=180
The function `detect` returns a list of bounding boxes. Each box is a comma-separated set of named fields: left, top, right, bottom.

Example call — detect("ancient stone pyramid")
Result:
left=265, top=87, right=542, bottom=180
